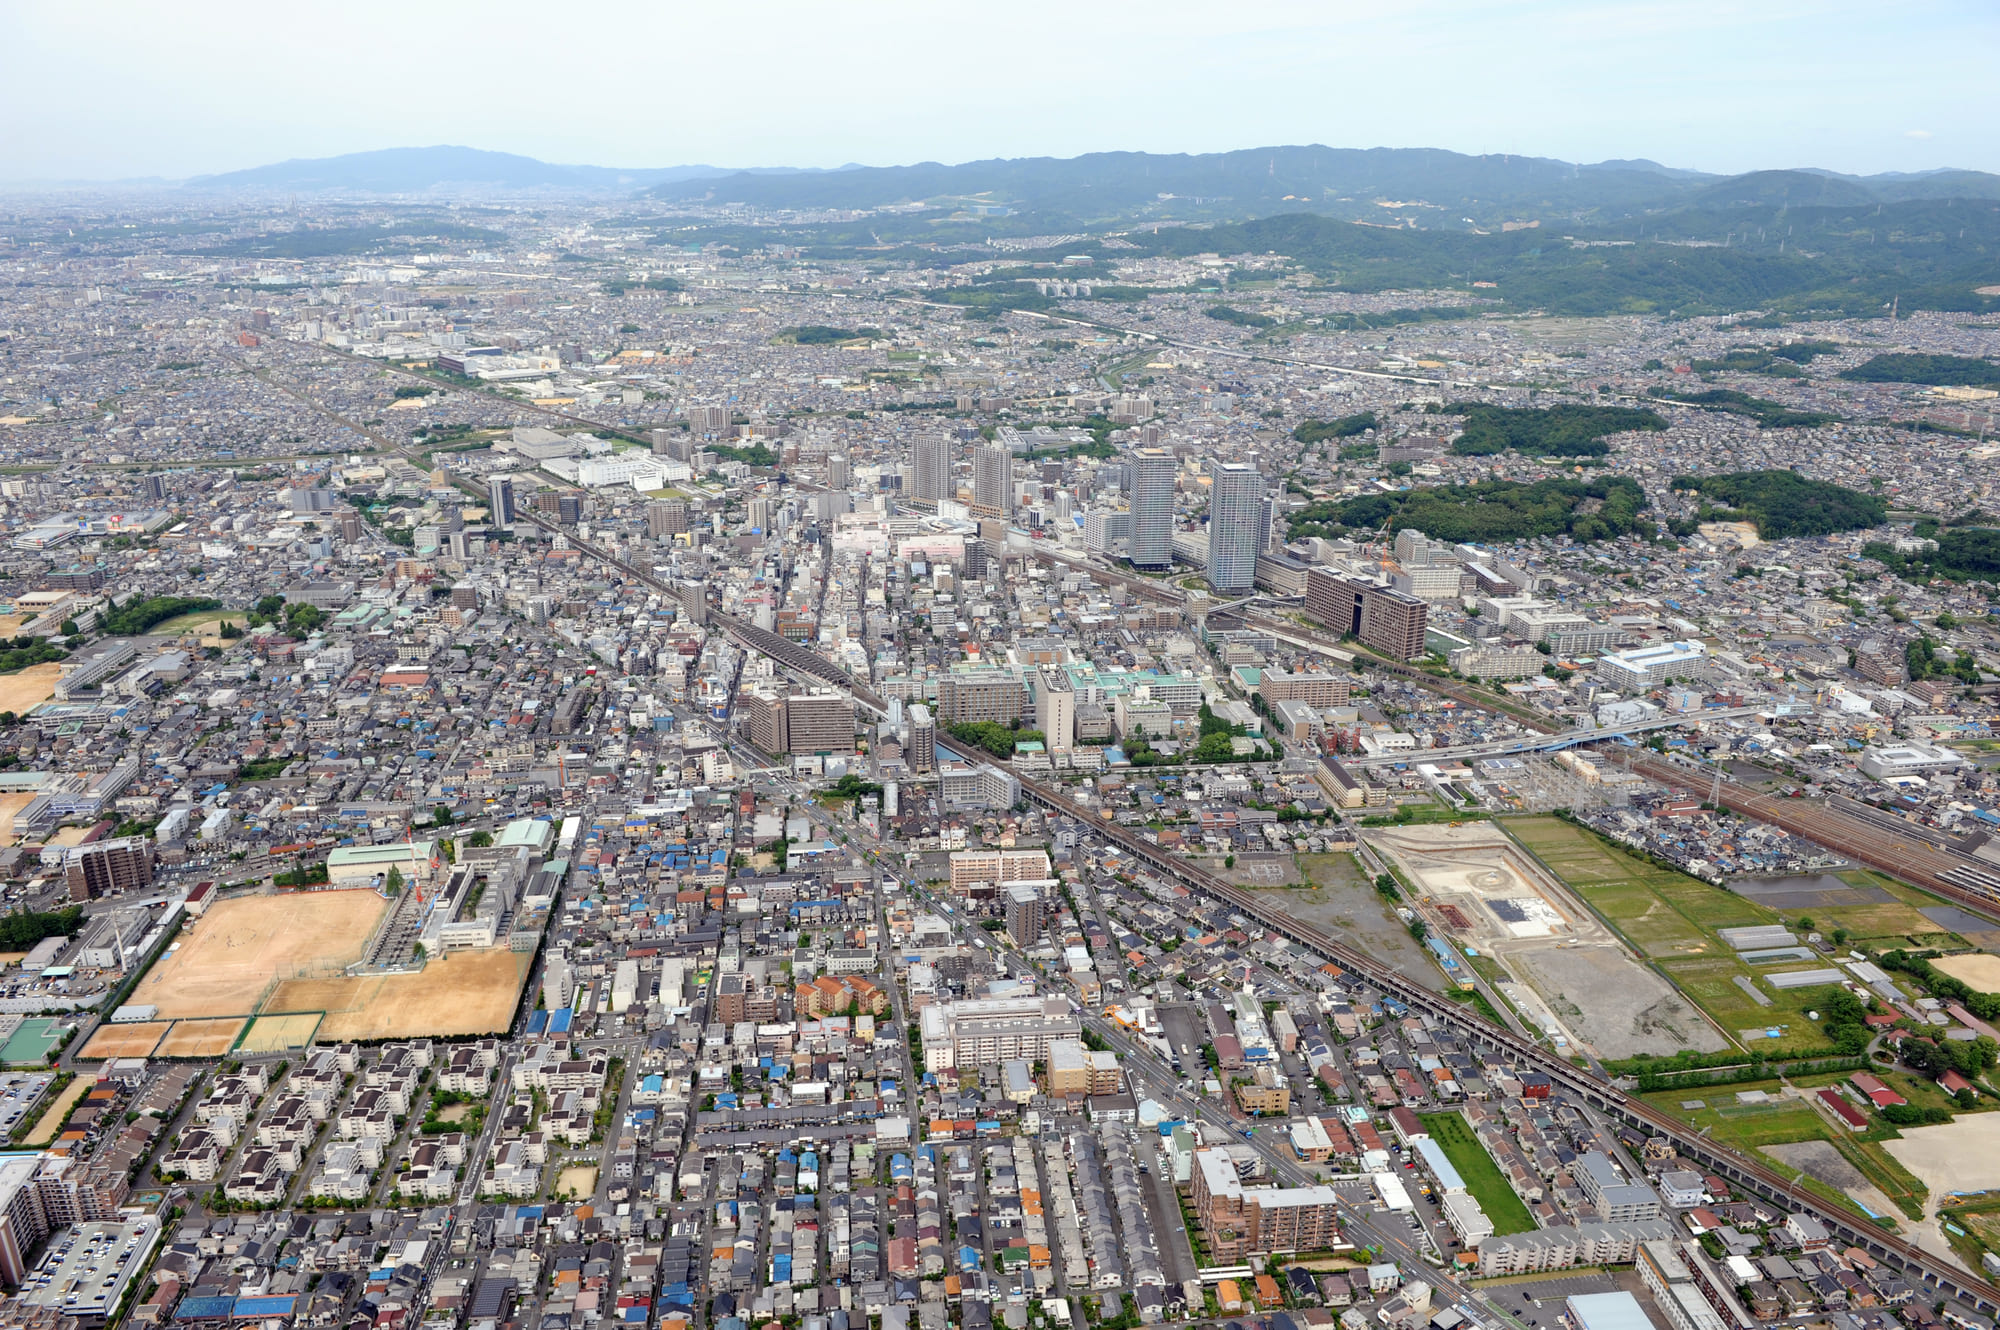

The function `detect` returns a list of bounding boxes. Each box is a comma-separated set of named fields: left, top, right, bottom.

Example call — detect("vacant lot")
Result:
left=1513, top=944, right=1727, bottom=1058
left=1933, top=954, right=2000, bottom=994
left=137, top=890, right=387, bottom=1019
left=555, top=1165, right=596, bottom=1199
left=1763, top=1140, right=1902, bottom=1222
left=273, top=948, right=530, bottom=1041
left=1419, top=1110, right=1534, bottom=1233
left=77, top=1021, right=168, bottom=1060
left=157, top=1018, right=247, bottom=1058
left=1262, top=852, right=1437, bottom=988
left=22, top=1076, right=89, bottom=1146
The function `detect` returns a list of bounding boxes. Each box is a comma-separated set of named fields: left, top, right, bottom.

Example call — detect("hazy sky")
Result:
left=6, top=0, right=1996, bottom=181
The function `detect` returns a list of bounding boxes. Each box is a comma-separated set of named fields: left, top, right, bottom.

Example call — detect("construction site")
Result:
left=1366, top=820, right=1730, bottom=1059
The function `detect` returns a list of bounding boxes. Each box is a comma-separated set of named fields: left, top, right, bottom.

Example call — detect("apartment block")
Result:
left=1192, top=1148, right=1342, bottom=1263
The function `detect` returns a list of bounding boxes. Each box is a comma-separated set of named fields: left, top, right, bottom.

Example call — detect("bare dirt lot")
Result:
left=1762, top=1140, right=1901, bottom=1222
left=0, top=662, right=62, bottom=715
left=1884, top=1116, right=2000, bottom=1193
left=555, top=1165, right=597, bottom=1198
left=1363, top=821, right=1727, bottom=1057
left=157, top=1018, right=247, bottom=1058
left=77, top=1021, right=168, bottom=1060
left=0, top=793, right=41, bottom=847
left=1932, top=954, right=2000, bottom=994
left=1258, top=851, right=1439, bottom=989
left=23, top=1077, right=89, bottom=1146
left=1511, top=944, right=1728, bottom=1059
left=137, top=890, right=388, bottom=1018
left=272, top=948, right=531, bottom=1041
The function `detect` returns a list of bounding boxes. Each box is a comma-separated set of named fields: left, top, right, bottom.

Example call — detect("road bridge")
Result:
left=1340, top=706, right=1767, bottom=768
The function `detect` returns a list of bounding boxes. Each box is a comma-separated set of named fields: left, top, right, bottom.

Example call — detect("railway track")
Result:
left=1623, top=753, right=2000, bottom=921
left=494, top=494, right=2000, bottom=1312
left=983, top=761, right=2000, bottom=1312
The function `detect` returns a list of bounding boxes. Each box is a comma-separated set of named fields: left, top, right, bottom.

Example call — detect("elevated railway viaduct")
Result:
left=524, top=511, right=2000, bottom=1313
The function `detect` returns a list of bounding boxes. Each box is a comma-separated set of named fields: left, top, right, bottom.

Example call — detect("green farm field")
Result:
left=1642, top=1078, right=1930, bottom=1220
left=1418, top=1110, right=1536, bottom=1234
left=1507, top=817, right=1872, bottom=1054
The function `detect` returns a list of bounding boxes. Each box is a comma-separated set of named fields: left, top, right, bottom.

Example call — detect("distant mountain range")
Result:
left=181, top=144, right=2000, bottom=228
left=189, top=146, right=828, bottom=194
left=651, top=148, right=2000, bottom=224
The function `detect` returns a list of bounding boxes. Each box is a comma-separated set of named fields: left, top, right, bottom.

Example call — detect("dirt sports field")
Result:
left=136, top=890, right=388, bottom=1019
left=156, top=1018, right=247, bottom=1058
left=1931, top=953, right=2000, bottom=994
left=1884, top=1115, right=2000, bottom=1192
left=0, top=662, right=62, bottom=716
left=239, top=1013, right=322, bottom=1053
left=267, top=949, right=531, bottom=1041
left=78, top=1021, right=169, bottom=1060
left=0, top=794, right=40, bottom=848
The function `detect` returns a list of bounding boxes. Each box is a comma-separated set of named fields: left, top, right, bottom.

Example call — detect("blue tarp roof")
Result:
left=232, top=1297, right=298, bottom=1317
left=175, top=1297, right=236, bottom=1320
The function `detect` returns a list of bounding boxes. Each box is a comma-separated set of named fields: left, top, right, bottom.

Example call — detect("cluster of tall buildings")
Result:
left=903, top=437, right=1275, bottom=593
left=0, top=1154, right=129, bottom=1285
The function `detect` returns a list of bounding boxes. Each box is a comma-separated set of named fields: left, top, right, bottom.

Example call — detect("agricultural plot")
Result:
left=1646, top=1080, right=1931, bottom=1221
left=1509, top=817, right=1864, bottom=1055
left=1653, top=956, right=1833, bottom=1052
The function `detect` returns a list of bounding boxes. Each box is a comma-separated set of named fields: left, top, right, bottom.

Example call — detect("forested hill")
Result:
left=650, top=146, right=2000, bottom=228
left=1115, top=199, right=2000, bottom=317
